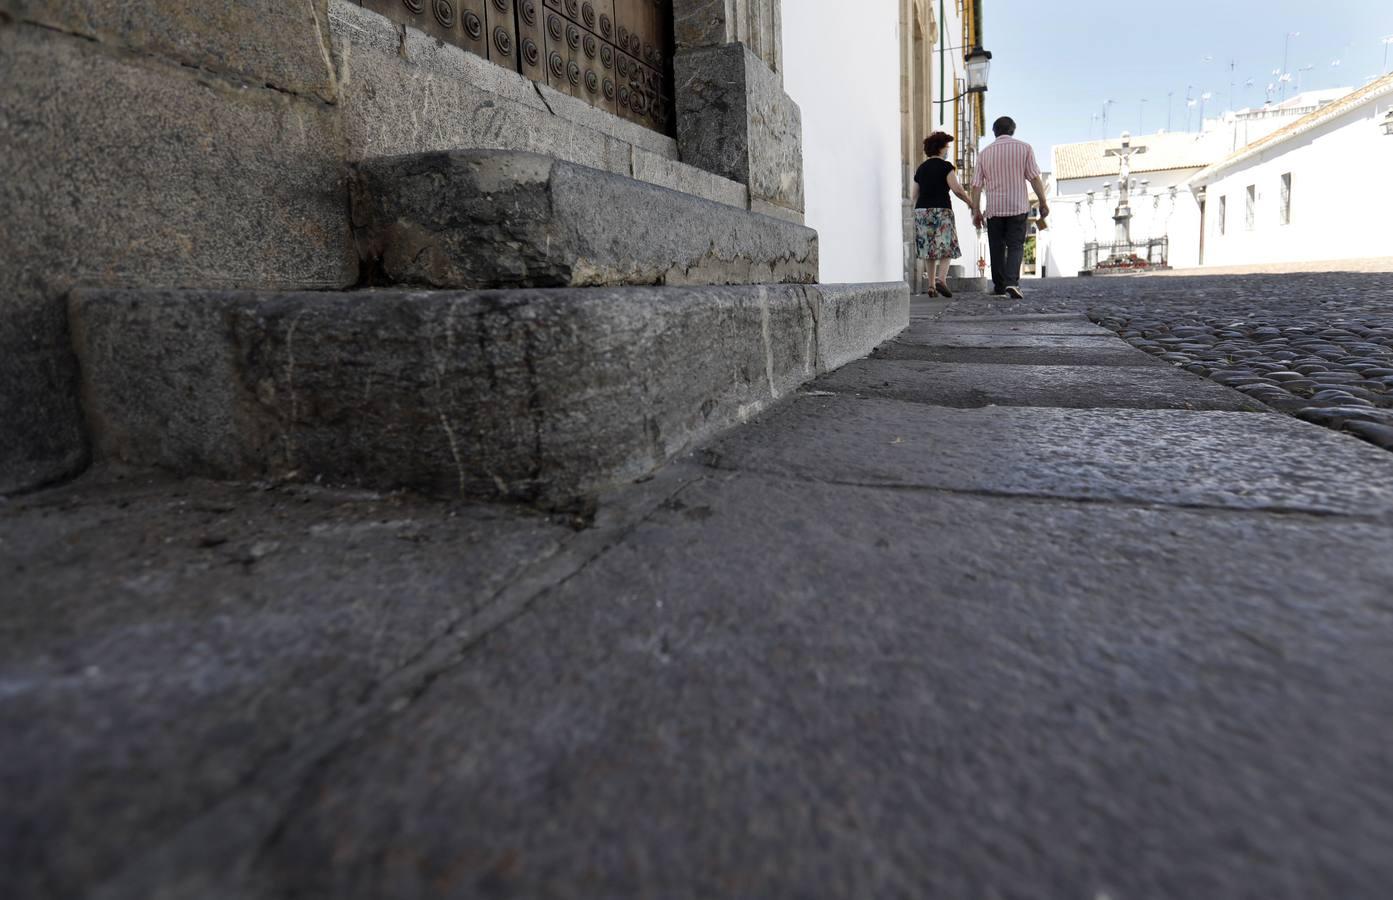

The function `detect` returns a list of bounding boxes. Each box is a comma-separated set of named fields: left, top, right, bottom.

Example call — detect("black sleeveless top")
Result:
left=914, top=158, right=954, bottom=209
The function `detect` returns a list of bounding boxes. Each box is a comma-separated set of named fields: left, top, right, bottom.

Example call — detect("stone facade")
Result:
left=1, top=0, right=900, bottom=497
left=351, top=151, right=817, bottom=290
left=674, top=0, right=783, bottom=77
left=675, top=43, right=805, bottom=220
left=0, top=4, right=354, bottom=493
left=672, top=0, right=805, bottom=222
left=70, top=282, right=907, bottom=504
left=326, top=1, right=748, bottom=209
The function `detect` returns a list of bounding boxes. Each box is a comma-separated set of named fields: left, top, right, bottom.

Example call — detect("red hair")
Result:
left=924, top=132, right=954, bottom=158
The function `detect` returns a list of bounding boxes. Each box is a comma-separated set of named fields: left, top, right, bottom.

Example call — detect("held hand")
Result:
left=1039, top=203, right=1050, bottom=219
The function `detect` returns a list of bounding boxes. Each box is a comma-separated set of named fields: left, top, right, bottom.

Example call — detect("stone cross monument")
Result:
left=1104, top=132, right=1147, bottom=251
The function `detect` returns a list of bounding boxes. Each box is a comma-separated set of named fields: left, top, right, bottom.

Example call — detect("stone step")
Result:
left=350, top=150, right=818, bottom=290
left=69, top=282, right=907, bottom=506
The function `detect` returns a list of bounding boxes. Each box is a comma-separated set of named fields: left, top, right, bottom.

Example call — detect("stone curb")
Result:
left=350, top=150, right=818, bottom=290
left=69, top=282, right=907, bottom=505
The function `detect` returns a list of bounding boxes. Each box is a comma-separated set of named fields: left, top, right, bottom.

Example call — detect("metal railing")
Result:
left=1083, top=238, right=1169, bottom=271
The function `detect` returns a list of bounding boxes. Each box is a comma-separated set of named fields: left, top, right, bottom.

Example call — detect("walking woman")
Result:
left=912, top=131, right=974, bottom=297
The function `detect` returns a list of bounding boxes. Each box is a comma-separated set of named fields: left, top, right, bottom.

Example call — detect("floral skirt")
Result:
left=915, top=207, right=962, bottom=260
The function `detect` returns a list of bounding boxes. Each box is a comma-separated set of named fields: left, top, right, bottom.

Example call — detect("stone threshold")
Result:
left=351, top=150, right=817, bottom=290
left=69, top=282, right=907, bottom=507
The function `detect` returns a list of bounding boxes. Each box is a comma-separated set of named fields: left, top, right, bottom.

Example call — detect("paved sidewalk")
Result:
left=5, top=289, right=1393, bottom=898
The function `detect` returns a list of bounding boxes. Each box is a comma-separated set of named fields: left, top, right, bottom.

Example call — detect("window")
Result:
left=1280, top=173, right=1292, bottom=225
left=1245, top=185, right=1256, bottom=231
left=1218, top=196, right=1227, bottom=235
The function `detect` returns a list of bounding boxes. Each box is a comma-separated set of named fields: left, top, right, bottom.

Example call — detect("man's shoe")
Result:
left=1005, top=286, right=1024, bottom=299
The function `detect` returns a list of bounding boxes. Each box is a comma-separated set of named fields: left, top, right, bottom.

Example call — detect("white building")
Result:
left=785, top=0, right=992, bottom=288
left=784, top=1, right=904, bottom=283
left=1190, top=74, right=1393, bottom=268
left=1042, top=130, right=1227, bottom=277
left=1041, top=90, right=1354, bottom=277
left=894, top=0, right=989, bottom=289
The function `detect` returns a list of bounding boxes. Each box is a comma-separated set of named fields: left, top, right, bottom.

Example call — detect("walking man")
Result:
left=971, top=116, right=1049, bottom=299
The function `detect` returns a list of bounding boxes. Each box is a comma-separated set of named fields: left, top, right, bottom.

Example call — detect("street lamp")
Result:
left=1296, top=65, right=1313, bottom=93
left=964, top=46, right=993, bottom=94
left=943, top=47, right=992, bottom=101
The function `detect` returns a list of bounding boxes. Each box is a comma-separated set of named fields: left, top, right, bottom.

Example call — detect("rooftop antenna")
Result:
left=1295, top=64, right=1314, bottom=93
left=1281, top=32, right=1300, bottom=100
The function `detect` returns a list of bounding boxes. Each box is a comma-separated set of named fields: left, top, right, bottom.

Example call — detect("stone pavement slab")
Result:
left=872, top=340, right=1166, bottom=367
left=249, top=472, right=1393, bottom=900
left=898, top=332, right=1131, bottom=350
left=877, top=315, right=1166, bottom=368
left=927, top=317, right=1115, bottom=336
left=944, top=313, right=1101, bottom=323
left=818, top=359, right=1269, bottom=412
left=0, top=473, right=576, bottom=900
left=908, top=294, right=951, bottom=319
left=703, top=394, right=1393, bottom=517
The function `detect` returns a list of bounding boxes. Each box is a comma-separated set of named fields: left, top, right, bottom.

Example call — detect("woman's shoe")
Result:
left=935, top=281, right=954, bottom=298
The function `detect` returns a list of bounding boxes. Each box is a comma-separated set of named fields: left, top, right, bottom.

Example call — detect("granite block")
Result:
left=674, top=42, right=803, bottom=216
left=349, top=151, right=816, bottom=289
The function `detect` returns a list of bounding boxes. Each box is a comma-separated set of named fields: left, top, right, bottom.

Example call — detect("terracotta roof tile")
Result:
left=1053, top=131, right=1227, bottom=182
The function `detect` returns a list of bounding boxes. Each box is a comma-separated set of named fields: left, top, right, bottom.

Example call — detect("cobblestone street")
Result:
left=950, top=271, right=1393, bottom=452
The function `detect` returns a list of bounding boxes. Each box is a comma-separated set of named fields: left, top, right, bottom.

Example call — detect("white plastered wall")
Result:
left=782, top=0, right=904, bottom=283
left=1042, top=168, right=1205, bottom=277
left=1198, top=101, right=1393, bottom=268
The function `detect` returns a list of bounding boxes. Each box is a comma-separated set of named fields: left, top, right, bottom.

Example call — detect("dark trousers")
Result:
left=986, top=213, right=1029, bottom=292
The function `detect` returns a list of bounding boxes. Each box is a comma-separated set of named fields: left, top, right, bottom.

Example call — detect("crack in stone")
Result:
left=15, top=14, right=340, bottom=106
left=532, top=80, right=558, bottom=117
left=695, top=456, right=1393, bottom=524
left=238, top=472, right=708, bottom=885
left=87, top=468, right=707, bottom=899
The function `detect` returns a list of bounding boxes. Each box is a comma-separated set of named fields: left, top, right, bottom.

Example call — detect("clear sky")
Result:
left=979, top=0, right=1392, bottom=165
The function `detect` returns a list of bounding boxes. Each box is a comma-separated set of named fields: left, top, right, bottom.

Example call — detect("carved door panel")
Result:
left=362, top=0, right=466, bottom=50
left=358, top=0, right=672, bottom=133
left=612, top=0, right=670, bottom=131
left=578, top=2, right=617, bottom=114
left=542, top=2, right=577, bottom=97
left=459, top=1, right=490, bottom=58
left=484, top=0, right=518, bottom=70
left=515, top=0, right=547, bottom=84
left=591, top=2, right=620, bottom=116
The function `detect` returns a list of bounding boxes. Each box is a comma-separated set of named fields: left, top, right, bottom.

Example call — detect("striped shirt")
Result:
left=972, top=136, right=1042, bottom=218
